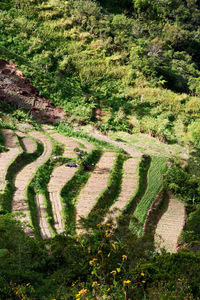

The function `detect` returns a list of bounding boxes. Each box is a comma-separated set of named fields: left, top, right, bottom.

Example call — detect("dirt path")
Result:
left=12, top=131, right=52, bottom=235
left=36, top=194, right=53, bottom=239
left=105, top=157, right=141, bottom=224
left=89, top=130, right=141, bottom=157
left=154, top=198, right=185, bottom=253
left=0, top=129, right=22, bottom=192
left=51, top=133, right=78, bottom=158
left=76, top=152, right=116, bottom=227
left=48, top=165, right=77, bottom=234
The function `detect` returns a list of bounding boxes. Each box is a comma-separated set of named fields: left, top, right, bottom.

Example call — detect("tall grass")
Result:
left=132, top=156, right=168, bottom=237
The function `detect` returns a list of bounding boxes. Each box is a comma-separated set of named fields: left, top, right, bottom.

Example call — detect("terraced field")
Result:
left=0, top=124, right=186, bottom=252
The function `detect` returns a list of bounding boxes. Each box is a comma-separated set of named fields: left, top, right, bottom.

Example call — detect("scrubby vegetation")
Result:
left=1, top=0, right=200, bottom=144
left=0, top=0, right=200, bottom=299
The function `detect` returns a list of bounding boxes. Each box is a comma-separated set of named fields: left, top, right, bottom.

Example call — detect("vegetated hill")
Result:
left=0, top=0, right=200, bottom=145
left=0, top=64, right=200, bottom=299
left=0, top=0, right=200, bottom=299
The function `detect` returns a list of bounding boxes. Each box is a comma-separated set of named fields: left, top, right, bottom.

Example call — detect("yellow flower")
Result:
left=111, top=270, right=117, bottom=275
left=98, top=249, right=102, bottom=254
left=76, top=289, right=88, bottom=298
left=142, top=280, right=145, bottom=283
left=92, top=281, right=98, bottom=287
left=107, top=288, right=110, bottom=291
left=106, top=223, right=110, bottom=227
left=122, top=255, right=127, bottom=260
left=89, top=258, right=97, bottom=265
left=123, top=280, right=131, bottom=285
left=141, top=272, right=145, bottom=276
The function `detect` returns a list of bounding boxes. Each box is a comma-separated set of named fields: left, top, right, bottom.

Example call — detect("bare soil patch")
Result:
left=48, top=165, right=78, bottom=234
left=105, top=157, right=141, bottom=224
left=36, top=194, right=52, bottom=239
left=155, top=198, right=185, bottom=253
left=76, top=152, right=115, bottom=226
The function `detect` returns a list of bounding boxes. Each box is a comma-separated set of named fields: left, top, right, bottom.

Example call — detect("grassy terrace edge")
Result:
left=26, top=135, right=64, bottom=238
left=118, top=154, right=151, bottom=230
left=132, top=156, right=168, bottom=237
left=87, top=153, right=127, bottom=226
left=0, top=138, right=43, bottom=213
left=56, top=122, right=126, bottom=154
left=61, top=149, right=103, bottom=235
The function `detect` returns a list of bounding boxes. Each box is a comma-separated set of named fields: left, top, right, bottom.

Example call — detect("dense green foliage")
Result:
left=0, top=214, right=200, bottom=299
left=0, top=0, right=200, bottom=144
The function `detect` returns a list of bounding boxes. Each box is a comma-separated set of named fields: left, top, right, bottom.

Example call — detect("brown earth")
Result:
left=36, top=194, right=53, bottom=239
left=0, top=59, right=66, bottom=123
left=48, top=165, right=78, bottom=234
left=105, top=156, right=141, bottom=225
left=154, top=197, right=186, bottom=253
left=76, top=152, right=116, bottom=230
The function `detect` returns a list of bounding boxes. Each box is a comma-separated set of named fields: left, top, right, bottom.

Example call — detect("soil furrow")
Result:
left=76, top=152, right=115, bottom=226
left=48, top=165, right=77, bottom=233
left=0, top=129, right=22, bottom=192
left=105, top=157, right=141, bottom=224
left=12, top=131, right=52, bottom=235
left=51, top=133, right=78, bottom=158
left=155, top=197, right=185, bottom=253
left=36, top=194, right=52, bottom=239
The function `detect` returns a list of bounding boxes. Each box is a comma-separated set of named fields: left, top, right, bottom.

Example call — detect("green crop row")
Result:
left=118, top=154, right=151, bottom=230
left=132, top=156, right=168, bottom=237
